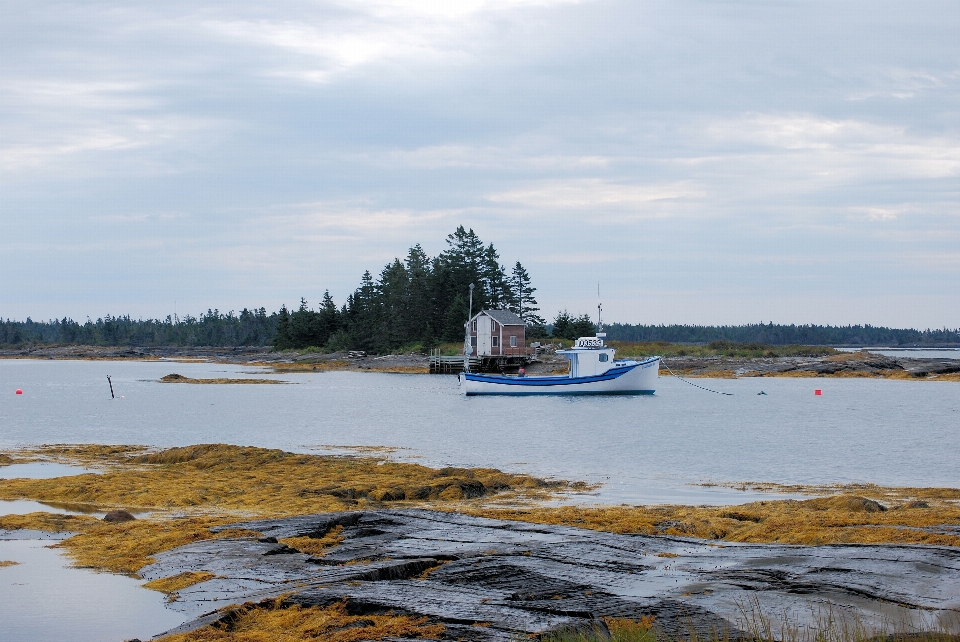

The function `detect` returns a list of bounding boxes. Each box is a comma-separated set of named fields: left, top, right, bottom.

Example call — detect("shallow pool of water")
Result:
left=0, top=538, right=191, bottom=642
left=0, top=462, right=100, bottom=479
left=0, top=499, right=106, bottom=517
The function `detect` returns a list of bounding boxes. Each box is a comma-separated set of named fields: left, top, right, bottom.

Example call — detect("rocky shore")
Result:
left=150, top=509, right=960, bottom=640
left=659, top=352, right=960, bottom=379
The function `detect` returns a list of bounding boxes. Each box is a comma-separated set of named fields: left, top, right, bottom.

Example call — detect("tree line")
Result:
left=0, top=309, right=277, bottom=347
left=603, top=323, right=960, bottom=346
left=3, top=226, right=958, bottom=350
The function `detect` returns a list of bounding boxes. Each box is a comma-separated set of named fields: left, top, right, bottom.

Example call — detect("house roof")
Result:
left=478, top=309, right=525, bottom=326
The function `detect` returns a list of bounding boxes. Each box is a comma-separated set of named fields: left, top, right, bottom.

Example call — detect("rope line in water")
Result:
left=660, top=359, right=734, bottom=396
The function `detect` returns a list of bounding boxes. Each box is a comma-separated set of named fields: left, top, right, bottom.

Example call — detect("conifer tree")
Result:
left=510, top=262, right=544, bottom=325
left=274, top=305, right=291, bottom=349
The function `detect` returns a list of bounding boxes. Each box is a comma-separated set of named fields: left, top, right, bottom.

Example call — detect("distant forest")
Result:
left=2, top=227, right=958, bottom=350
left=0, top=309, right=278, bottom=348
left=603, top=323, right=960, bottom=346
left=1, top=227, right=545, bottom=353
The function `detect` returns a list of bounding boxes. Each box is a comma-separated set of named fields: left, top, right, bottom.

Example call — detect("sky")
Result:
left=1, top=0, right=958, bottom=328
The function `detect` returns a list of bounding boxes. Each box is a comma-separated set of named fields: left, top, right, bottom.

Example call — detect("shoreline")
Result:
left=2, top=344, right=960, bottom=380
left=2, top=443, right=960, bottom=641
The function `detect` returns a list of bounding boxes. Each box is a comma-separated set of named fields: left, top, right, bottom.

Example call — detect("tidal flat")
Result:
left=1, top=444, right=960, bottom=641
left=1, top=360, right=959, bottom=640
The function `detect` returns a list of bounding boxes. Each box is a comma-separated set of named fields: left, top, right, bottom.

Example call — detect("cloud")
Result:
left=1, top=0, right=958, bottom=325
left=487, top=179, right=700, bottom=212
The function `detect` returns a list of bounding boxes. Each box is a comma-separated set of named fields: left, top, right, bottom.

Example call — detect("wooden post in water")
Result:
left=107, top=375, right=115, bottom=399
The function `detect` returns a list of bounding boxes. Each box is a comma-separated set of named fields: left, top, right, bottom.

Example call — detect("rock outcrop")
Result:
left=144, top=509, right=960, bottom=640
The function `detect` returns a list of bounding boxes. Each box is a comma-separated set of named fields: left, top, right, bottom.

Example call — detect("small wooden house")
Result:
left=468, top=309, right=527, bottom=357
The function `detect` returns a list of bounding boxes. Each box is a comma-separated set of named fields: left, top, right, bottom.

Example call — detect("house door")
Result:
left=477, top=316, right=492, bottom=355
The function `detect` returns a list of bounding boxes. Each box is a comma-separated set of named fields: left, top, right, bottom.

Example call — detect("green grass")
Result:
left=609, top=340, right=837, bottom=359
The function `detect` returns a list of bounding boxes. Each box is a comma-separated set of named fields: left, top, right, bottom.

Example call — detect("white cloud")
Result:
left=487, top=179, right=701, bottom=211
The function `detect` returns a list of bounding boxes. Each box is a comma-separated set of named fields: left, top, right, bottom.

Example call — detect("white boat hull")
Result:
left=459, top=357, right=660, bottom=395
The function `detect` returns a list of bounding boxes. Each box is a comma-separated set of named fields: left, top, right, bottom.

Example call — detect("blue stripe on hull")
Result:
left=464, top=366, right=634, bottom=386
left=466, top=389, right=656, bottom=396
left=461, top=357, right=659, bottom=395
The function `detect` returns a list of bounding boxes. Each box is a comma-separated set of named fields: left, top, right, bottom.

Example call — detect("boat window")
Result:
left=598, top=353, right=609, bottom=362
left=492, top=336, right=499, bottom=347
left=510, top=336, right=517, bottom=347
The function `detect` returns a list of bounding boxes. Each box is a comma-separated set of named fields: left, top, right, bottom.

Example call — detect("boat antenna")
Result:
left=596, top=283, right=603, bottom=333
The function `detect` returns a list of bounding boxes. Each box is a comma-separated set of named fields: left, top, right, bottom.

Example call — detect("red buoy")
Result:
left=814, top=389, right=822, bottom=396
left=15, top=389, right=23, bottom=395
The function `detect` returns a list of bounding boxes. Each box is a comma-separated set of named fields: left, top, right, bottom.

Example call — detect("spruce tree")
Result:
left=274, top=305, right=291, bottom=349
left=510, top=262, right=544, bottom=325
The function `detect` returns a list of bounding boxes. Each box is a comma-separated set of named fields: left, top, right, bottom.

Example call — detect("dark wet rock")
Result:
left=370, top=487, right=406, bottom=502
left=901, top=500, right=931, bottom=509
left=145, top=509, right=960, bottom=641
left=102, top=509, right=136, bottom=523
left=904, top=360, right=960, bottom=377
left=655, top=520, right=696, bottom=534
left=844, top=496, right=887, bottom=513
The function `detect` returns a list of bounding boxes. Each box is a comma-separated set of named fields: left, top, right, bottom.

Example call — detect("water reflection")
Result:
left=0, top=499, right=105, bottom=517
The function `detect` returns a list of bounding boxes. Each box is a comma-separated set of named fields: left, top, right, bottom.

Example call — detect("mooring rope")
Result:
left=660, top=359, right=734, bottom=395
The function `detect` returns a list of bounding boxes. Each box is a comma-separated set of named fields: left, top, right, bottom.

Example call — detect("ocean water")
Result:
left=1, top=359, right=958, bottom=502
left=1, top=358, right=959, bottom=642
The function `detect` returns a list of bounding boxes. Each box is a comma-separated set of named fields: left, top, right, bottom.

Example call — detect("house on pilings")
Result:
left=469, top=309, right=527, bottom=357
left=429, top=309, right=536, bottom=374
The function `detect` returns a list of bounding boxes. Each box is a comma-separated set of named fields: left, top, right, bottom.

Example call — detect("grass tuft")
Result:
left=278, top=525, right=345, bottom=556
left=468, top=491, right=960, bottom=547
left=156, top=597, right=444, bottom=642
left=144, top=571, right=217, bottom=595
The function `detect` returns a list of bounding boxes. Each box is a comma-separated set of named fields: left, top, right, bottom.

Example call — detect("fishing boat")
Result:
left=458, top=334, right=660, bottom=395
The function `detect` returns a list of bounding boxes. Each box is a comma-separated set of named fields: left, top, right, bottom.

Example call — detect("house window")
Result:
left=492, top=336, right=499, bottom=347
left=471, top=337, right=477, bottom=347
left=472, top=321, right=477, bottom=332
left=510, top=335, right=517, bottom=347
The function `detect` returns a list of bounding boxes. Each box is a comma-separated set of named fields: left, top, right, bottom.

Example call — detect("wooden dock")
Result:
left=429, top=349, right=533, bottom=374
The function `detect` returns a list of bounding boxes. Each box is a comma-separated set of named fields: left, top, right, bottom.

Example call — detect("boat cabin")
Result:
left=557, top=335, right=617, bottom=378
left=468, top=309, right=526, bottom=357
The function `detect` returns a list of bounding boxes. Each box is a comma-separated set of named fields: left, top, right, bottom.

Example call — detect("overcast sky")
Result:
left=2, top=0, right=958, bottom=327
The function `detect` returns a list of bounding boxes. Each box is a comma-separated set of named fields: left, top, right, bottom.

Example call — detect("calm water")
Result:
left=0, top=538, right=193, bottom=642
left=2, top=359, right=958, bottom=501
left=1, top=358, right=959, bottom=642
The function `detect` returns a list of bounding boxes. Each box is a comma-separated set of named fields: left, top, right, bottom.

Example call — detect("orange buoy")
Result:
left=814, top=389, right=822, bottom=396
left=15, top=389, right=23, bottom=395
